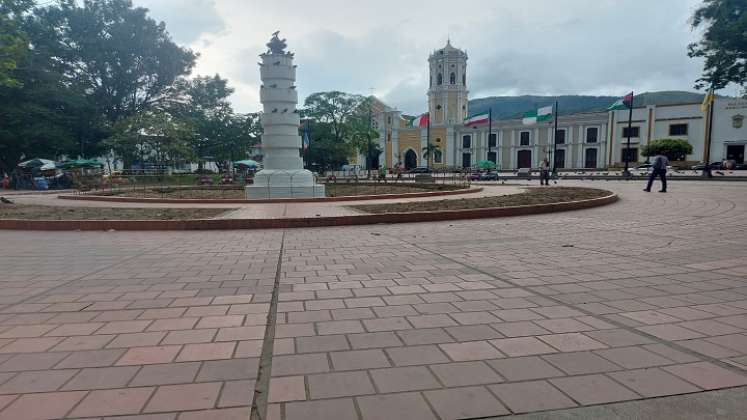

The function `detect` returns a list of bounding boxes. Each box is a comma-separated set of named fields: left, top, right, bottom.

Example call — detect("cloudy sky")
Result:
left=133, top=0, right=713, bottom=114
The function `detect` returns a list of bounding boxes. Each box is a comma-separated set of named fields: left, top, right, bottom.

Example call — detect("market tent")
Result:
left=477, top=160, right=497, bottom=170
left=234, top=160, right=260, bottom=169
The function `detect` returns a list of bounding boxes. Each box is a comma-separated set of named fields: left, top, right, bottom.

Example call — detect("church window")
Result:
left=436, top=104, right=442, bottom=110
left=450, top=72, right=456, bottom=84
left=434, top=149, right=443, bottom=163
left=437, top=73, right=443, bottom=85
left=462, top=73, right=466, bottom=85
left=462, top=135, right=472, bottom=148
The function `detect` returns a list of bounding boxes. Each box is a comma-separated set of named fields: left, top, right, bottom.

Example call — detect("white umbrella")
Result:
left=18, top=158, right=57, bottom=169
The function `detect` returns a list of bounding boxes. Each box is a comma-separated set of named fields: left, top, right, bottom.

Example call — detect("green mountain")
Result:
left=468, top=91, right=709, bottom=119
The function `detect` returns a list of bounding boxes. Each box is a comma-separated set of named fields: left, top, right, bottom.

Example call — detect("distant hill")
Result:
left=468, top=91, right=710, bottom=119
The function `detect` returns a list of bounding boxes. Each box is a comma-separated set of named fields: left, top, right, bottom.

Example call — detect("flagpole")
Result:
left=426, top=112, right=431, bottom=170
left=552, top=100, right=558, bottom=175
left=623, top=91, right=633, bottom=177
left=488, top=108, right=493, bottom=165
left=704, top=85, right=715, bottom=178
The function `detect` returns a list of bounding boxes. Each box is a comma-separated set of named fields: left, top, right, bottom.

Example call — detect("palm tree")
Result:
left=422, top=144, right=439, bottom=169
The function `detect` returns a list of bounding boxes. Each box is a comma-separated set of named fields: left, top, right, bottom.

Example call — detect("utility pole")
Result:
left=703, top=84, right=715, bottom=178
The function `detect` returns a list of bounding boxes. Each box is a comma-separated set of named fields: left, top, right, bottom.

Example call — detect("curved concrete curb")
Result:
left=0, top=193, right=618, bottom=231
left=57, top=187, right=481, bottom=204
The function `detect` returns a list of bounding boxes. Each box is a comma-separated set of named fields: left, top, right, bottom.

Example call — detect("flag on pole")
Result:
left=608, top=92, right=634, bottom=110
left=522, top=105, right=553, bottom=125
left=407, top=113, right=429, bottom=128
left=700, top=88, right=715, bottom=113
left=464, top=112, right=490, bottom=127
left=302, top=129, right=310, bottom=150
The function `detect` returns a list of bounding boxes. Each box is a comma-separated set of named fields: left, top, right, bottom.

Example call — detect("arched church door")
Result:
left=404, top=149, right=417, bottom=169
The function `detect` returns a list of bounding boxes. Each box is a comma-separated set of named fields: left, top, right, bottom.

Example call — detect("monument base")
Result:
left=246, top=169, right=326, bottom=199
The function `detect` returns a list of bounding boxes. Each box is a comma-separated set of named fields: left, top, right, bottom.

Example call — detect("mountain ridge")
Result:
left=467, top=90, right=712, bottom=119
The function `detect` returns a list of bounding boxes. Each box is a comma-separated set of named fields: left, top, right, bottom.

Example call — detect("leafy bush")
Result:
left=641, top=139, right=693, bottom=161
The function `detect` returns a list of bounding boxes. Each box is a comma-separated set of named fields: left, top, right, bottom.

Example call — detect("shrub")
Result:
left=641, top=139, right=693, bottom=161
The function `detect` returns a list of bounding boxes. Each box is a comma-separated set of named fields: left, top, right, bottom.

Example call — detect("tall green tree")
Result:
left=689, top=0, right=747, bottom=88
left=171, top=75, right=260, bottom=170
left=0, top=0, right=33, bottom=88
left=32, top=0, right=197, bottom=123
left=303, top=91, right=365, bottom=143
left=303, top=120, right=354, bottom=171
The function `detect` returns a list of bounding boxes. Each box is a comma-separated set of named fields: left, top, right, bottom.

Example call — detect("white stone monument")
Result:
left=246, top=32, right=325, bottom=199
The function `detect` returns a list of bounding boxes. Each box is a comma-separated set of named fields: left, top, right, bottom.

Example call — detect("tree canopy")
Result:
left=0, top=0, right=255, bottom=174
left=641, top=139, right=694, bottom=161
left=688, top=0, right=747, bottom=89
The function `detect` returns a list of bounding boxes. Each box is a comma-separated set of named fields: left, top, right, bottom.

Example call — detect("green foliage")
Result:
left=0, top=0, right=33, bottom=88
left=0, top=0, right=203, bottom=173
left=641, top=139, right=694, bottom=161
left=688, top=0, right=747, bottom=89
left=171, top=75, right=260, bottom=170
left=303, top=91, right=365, bottom=143
left=32, top=0, right=197, bottom=122
left=303, top=120, right=354, bottom=171
left=422, top=143, right=439, bottom=168
left=104, top=110, right=194, bottom=169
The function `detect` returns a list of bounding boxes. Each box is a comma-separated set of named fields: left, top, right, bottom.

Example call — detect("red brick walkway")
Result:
left=0, top=181, right=746, bottom=419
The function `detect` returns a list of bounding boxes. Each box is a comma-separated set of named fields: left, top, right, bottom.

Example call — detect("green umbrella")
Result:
left=478, top=160, right=496, bottom=170
left=60, top=159, right=103, bottom=169
left=234, top=160, right=260, bottom=169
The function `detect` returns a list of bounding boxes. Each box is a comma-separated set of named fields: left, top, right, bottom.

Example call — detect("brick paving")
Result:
left=1, top=180, right=747, bottom=418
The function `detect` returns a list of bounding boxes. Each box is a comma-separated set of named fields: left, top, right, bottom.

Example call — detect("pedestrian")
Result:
left=644, top=152, right=668, bottom=193
left=539, top=158, right=550, bottom=186
left=395, top=164, right=402, bottom=182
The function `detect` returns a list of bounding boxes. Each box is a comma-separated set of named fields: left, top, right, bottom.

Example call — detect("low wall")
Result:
left=57, top=187, right=480, bottom=204
left=0, top=193, right=618, bottom=231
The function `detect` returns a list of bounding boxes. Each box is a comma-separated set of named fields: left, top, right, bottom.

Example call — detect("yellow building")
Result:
left=370, top=40, right=611, bottom=171
left=366, top=41, right=468, bottom=170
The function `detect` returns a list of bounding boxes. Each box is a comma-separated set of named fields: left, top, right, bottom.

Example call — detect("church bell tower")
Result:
left=428, top=40, right=468, bottom=126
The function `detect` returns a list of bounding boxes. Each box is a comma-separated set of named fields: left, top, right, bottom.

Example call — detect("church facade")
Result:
left=367, top=41, right=747, bottom=170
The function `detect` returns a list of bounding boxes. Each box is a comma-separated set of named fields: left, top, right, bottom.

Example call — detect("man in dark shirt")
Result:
left=644, top=154, right=669, bottom=193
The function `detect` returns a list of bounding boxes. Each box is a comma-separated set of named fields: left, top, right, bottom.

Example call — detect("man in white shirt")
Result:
left=644, top=153, right=669, bottom=193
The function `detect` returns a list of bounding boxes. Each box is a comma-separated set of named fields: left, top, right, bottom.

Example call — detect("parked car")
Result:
left=691, top=162, right=724, bottom=171
left=408, top=167, right=432, bottom=174
left=479, top=172, right=499, bottom=181
left=468, top=172, right=482, bottom=181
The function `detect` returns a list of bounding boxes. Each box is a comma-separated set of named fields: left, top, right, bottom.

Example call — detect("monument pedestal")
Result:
left=245, top=169, right=326, bottom=199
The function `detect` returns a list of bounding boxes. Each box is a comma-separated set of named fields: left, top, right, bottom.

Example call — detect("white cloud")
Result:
left=134, top=0, right=709, bottom=114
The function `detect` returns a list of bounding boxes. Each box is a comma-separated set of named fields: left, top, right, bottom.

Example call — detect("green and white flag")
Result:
left=522, top=105, right=553, bottom=125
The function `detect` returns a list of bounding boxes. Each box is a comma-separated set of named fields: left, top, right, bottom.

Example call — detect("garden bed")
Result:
left=350, top=187, right=612, bottom=213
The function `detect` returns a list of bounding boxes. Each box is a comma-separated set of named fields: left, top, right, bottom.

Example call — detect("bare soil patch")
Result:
left=351, top=187, right=612, bottom=214
left=0, top=203, right=229, bottom=220
left=104, top=183, right=463, bottom=199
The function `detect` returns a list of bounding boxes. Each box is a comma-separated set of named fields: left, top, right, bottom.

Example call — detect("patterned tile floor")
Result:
left=0, top=180, right=746, bottom=419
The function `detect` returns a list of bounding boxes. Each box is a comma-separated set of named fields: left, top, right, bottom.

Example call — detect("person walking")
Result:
left=539, top=158, right=550, bottom=186
left=644, top=153, right=669, bottom=193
